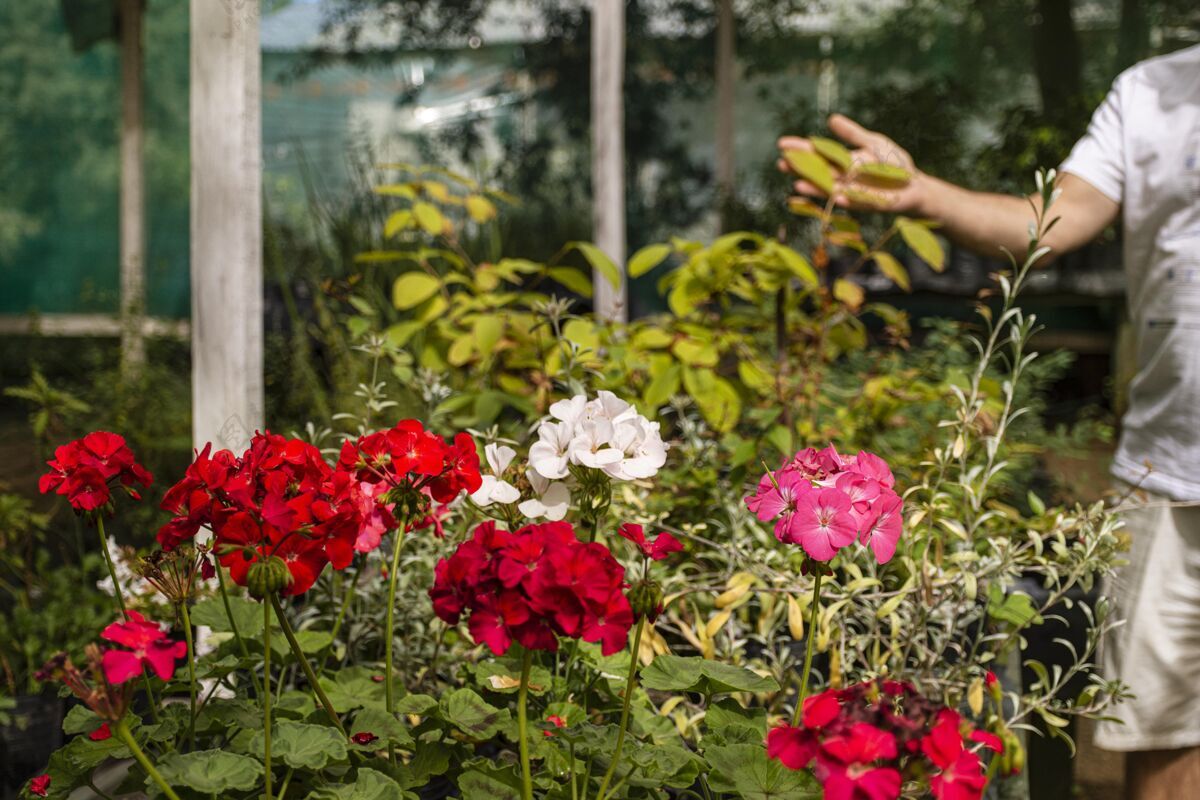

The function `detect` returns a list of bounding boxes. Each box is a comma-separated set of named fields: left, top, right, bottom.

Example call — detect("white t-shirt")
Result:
left=1060, top=44, right=1200, bottom=500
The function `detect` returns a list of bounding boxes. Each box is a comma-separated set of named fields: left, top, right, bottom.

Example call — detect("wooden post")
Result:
left=118, top=0, right=145, bottom=376
left=714, top=0, right=735, bottom=229
left=190, top=0, right=264, bottom=452
left=591, top=0, right=627, bottom=322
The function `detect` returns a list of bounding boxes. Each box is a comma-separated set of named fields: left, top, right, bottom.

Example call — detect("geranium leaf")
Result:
left=189, top=596, right=263, bottom=637
left=351, top=707, right=414, bottom=749
left=440, top=688, right=510, bottom=740
left=705, top=743, right=820, bottom=799
left=639, top=655, right=779, bottom=695
left=249, top=721, right=347, bottom=771
left=303, top=768, right=406, bottom=800
left=155, top=750, right=263, bottom=795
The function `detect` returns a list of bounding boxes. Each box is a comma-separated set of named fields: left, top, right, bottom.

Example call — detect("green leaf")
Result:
left=466, top=195, right=498, bottom=223
left=737, top=360, right=775, bottom=396
left=383, top=210, right=414, bottom=238
left=705, top=698, right=768, bottom=745
left=393, top=272, right=442, bottom=310
left=705, top=744, right=820, bottom=799
left=896, top=218, right=945, bottom=272
left=833, top=278, right=865, bottom=310
left=644, top=362, right=682, bottom=409
left=546, top=266, right=593, bottom=298
left=303, top=768, right=406, bottom=800
left=156, top=750, right=263, bottom=795
left=352, top=707, right=414, bottom=749
left=682, top=368, right=742, bottom=433
left=672, top=337, right=719, bottom=367
left=457, top=768, right=523, bottom=800
left=318, top=667, right=393, bottom=712
left=440, top=688, right=510, bottom=740
left=62, top=705, right=102, bottom=736
left=872, top=252, right=910, bottom=291
left=770, top=243, right=818, bottom=287
left=783, top=150, right=835, bottom=195
left=987, top=583, right=1044, bottom=628
left=640, top=655, right=779, bottom=695
left=570, top=242, right=622, bottom=289
left=413, top=201, right=445, bottom=235
left=809, top=136, right=852, bottom=171
left=250, top=721, right=347, bottom=771
left=189, top=595, right=263, bottom=637
left=394, top=694, right=439, bottom=716
left=628, top=243, right=672, bottom=278
left=857, top=161, right=911, bottom=187
left=472, top=315, right=505, bottom=356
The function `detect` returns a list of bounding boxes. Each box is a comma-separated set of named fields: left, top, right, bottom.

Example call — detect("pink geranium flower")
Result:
left=859, top=490, right=904, bottom=564
left=783, top=488, right=857, bottom=561
left=99, top=611, right=187, bottom=684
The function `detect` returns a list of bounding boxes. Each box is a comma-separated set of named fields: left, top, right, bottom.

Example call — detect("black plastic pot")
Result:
left=0, top=695, right=65, bottom=800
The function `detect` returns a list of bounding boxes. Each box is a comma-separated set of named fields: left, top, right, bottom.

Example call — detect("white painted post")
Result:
left=118, top=0, right=145, bottom=376
left=591, top=0, right=627, bottom=322
left=190, top=0, right=264, bottom=452
left=714, top=0, right=735, bottom=230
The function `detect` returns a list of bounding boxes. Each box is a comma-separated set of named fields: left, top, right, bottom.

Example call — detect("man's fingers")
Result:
left=777, top=136, right=815, bottom=153
left=828, top=113, right=878, bottom=149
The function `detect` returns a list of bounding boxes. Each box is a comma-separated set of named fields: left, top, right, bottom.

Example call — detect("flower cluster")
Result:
left=36, top=645, right=133, bottom=723
left=472, top=392, right=669, bottom=521
left=429, top=521, right=633, bottom=655
left=158, top=422, right=481, bottom=597
left=767, top=680, right=1004, bottom=800
left=746, top=446, right=903, bottom=563
left=38, top=431, right=152, bottom=514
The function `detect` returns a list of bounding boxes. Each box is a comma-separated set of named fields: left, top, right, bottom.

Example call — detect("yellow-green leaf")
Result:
left=628, top=243, right=672, bottom=278
left=644, top=362, right=681, bottom=408
left=413, top=202, right=445, bottom=235
left=393, top=273, right=441, bottom=310
left=787, top=197, right=824, bottom=219
left=857, top=162, right=911, bottom=187
left=546, top=266, right=593, bottom=298
left=810, top=136, right=852, bottom=172
left=447, top=333, right=475, bottom=366
left=672, top=337, right=719, bottom=367
left=571, top=242, right=622, bottom=289
left=383, top=210, right=413, bottom=238
left=872, top=252, right=910, bottom=291
left=896, top=218, right=945, bottom=272
left=472, top=315, right=504, bottom=355
left=466, top=195, right=497, bottom=223
left=783, top=149, right=835, bottom=195
left=771, top=243, right=818, bottom=287
left=833, top=278, right=864, bottom=310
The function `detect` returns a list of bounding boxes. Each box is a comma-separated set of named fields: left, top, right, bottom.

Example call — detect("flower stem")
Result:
left=595, top=616, right=646, bottom=800
left=216, top=562, right=262, bottom=697
left=384, top=526, right=406, bottom=764
left=270, top=593, right=347, bottom=737
left=263, top=599, right=273, bottom=800
left=96, top=516, right=159, bottom=721
left=179, top=602, right=197, bottom=749
left=792, top=570, right=824, bottom=725
left=114, top=718, right=182, bottom=800
left=517, top=648, right=534, bottom=800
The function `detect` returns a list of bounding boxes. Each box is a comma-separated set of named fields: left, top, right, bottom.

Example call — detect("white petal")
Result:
left=492, top=480, right=521, bottom=504
left=470, top=475, right=500, bottom=506
left=486, top=443, right=517, bottom=476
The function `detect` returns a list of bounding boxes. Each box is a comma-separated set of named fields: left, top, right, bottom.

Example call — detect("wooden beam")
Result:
left=714, top=0, right=735, bottom=226
left=0, top=314, right=189, bottom=338
left=591, top=0, right=627, bottom=322
left=118, top=0, right=145, bottom=376
left=190, top=0, right=264, bottom=453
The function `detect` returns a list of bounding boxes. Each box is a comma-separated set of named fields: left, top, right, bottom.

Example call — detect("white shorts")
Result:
left=1096, top=488, right=1200, bottom=751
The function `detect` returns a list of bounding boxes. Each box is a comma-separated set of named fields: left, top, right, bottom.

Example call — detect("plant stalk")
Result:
left=792, top=570, right=824, bottom=725
left=595, top=616, right=646, bottom=800
left=384, top=525, right=406, bottom=763
left=518, top=648, right=534, bottom=800
left=270, top=593, right=347, bottom=737
left=215, top=562, right=261, bottom=697
left=114, top=718, right=182, bottom=800
left=263, top=599, right=273, bottom=800
left=179, top=602, right=197, bottom=748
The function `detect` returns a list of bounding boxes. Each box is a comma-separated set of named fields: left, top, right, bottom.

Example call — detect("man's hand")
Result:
left=777, top=114, right=928, bottom=215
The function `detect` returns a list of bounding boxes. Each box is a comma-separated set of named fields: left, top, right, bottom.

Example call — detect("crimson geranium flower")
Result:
left=39, top=431, right=152, bottom=514
left=88, top=722, right=112, bottom=741
left=617, top=523, right=683, bottom=561
left=430, top=521, right=632, bottom=655
left=352, top=732, right=378, bottom=745
left=746, top=446, right=903, bottom=564
left=29, top=774, right=51, bottom=797
left=99, top=610, right=187, bottom=684
left=767, top=680, right=1000, bottom=800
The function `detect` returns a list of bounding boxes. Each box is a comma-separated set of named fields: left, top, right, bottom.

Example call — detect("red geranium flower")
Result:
left=39, top=432, right=152, bottom=514
left=88, top=722, right=113, bottom=741
left=430, top=521, right=632, bottom=656
left=352, top=732, right=379, bottom=745
left=99, top=610, right=187, bottom=684
left=29, top=774, right=51, bottom=797
left=617, top=523, right=684, bottom=561
left=923, top=710, right=987, bottom=800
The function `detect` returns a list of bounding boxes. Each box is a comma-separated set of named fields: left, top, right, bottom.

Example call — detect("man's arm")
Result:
left=778, top=114, right=1120, bottom=262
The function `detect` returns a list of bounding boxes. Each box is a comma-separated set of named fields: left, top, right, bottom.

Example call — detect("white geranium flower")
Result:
left=518, top=470, right=571, bottom=521
left=568, top=418, right=624, bottom=469
left=470, top=443, right=521, bottom=506
left=604, top=415, right=668, bottom=480
left=529, top=420, right=574, bottom=479
left=549, top=395, right=587, bottom=425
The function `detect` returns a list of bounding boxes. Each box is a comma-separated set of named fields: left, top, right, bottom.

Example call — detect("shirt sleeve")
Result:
left=1060, top=72, right=1129, bottom=204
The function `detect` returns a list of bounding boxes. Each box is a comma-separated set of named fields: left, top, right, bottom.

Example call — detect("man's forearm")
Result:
left=915, top=174, right=1042, bottom=260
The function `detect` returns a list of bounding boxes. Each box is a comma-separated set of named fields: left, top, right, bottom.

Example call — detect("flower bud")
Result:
left=628, top=579, right=664, bottom=622
left=246, top=555, right=293, bottom=599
